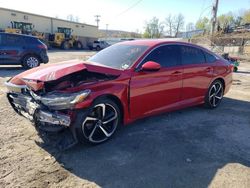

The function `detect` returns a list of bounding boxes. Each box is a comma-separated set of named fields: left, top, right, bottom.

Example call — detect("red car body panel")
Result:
left=10, top=60, right=122, bottom=91
left=130, top=66, right=183, bottom=119
left=7, top=40, right=233, bottom=126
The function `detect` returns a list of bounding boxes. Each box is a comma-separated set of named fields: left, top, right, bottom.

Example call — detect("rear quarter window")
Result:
left=204, top=51, right=217, bottom=63
left=24, top=37, right=38, bottom=44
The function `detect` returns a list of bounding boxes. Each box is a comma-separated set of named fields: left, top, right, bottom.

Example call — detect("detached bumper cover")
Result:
left=7, top=92, right=71, bottom=127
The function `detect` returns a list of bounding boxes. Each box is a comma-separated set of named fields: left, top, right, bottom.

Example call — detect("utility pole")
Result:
left=106, top=24, right=109, bottom=39
left=211, top=0, right=219, bottom=36
left=94, top=15, right=101, bottom=27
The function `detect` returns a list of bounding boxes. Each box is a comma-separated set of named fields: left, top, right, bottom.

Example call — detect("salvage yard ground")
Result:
left=0, top=50, right=250, bottom=188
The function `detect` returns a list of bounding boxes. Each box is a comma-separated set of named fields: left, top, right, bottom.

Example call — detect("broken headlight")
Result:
left=33, top=89, right=91, bottom=110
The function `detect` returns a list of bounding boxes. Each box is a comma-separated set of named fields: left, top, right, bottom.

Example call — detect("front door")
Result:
left=130, top=45, right=183, bottom=119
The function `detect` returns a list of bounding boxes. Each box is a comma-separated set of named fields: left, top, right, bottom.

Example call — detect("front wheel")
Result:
left=96, top=46, right=101, bottom=51
left=75, top=99, right=121, bottom=144
left=205, top=80, right=224, bottom=108
left=75, top=41, right=83, bottom=50
left=62, top=41, right=70, bottom=50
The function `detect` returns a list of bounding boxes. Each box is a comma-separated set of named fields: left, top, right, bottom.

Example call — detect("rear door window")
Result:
left=142, top=45, right=181, bottom=67
left=3, top=35, right=24, bottom=46
left=181, top=45, right=205, bottom=65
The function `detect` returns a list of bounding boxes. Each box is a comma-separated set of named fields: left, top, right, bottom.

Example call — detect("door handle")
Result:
left=172, top=71, right=182, bottom=75
left=205, top=67, right=212, bottom=72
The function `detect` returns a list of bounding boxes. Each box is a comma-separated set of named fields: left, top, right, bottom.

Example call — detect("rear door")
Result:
left=180, top=45, right=214, bottom=102
left=0, top=34, right=24, bottom=64
left=130, top=44, right=183, bottom=119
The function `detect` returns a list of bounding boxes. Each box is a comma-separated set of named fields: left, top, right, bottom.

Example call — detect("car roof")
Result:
left=0, top=32, right=38, bottom=39
left=117, top=39, right=216, bottom=54
left=118, top=39, right=197, bottom=47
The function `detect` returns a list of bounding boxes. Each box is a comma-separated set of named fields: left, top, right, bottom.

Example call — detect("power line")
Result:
left=115, top=0, right=143, bottom=18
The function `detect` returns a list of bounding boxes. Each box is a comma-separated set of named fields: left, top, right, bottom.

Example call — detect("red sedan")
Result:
left=6, top=40, right=233, bottom=145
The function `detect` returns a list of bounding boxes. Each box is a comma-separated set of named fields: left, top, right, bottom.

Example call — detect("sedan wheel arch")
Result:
left=74, top=96, right=122, bottom=144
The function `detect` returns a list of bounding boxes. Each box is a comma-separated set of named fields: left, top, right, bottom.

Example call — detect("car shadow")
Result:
left=236, top=70, right=250, bottom=75
left=37, top=97, right=250, bottom=188
left=0, top=66, right=25, bottom=78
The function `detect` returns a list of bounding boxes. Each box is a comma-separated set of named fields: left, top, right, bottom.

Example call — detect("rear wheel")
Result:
left=62, top=41, right=70, bottom=50
left=205, top=80, right=224, bottom=108
left=233, top=66, right=238, bottom=72
left=96, top=45, right=101, bottom=51
left=22, top=55, right=40, bottom=69
left=75, top=41, right=83, bottom=50
left=75, top=98, right=121, bottom=144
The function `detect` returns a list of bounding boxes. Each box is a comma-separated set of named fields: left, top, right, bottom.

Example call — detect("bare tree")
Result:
left=165, top=14, right=174, bottom=36
left=174, top=14, right=185, bottom=37
left=143, top=17, right=164, bottom=38
left=165, top=13, right=185, bottom=37
left=67, top=14, right=80, bottom=22
left=67, top=14, right=74, bottom=22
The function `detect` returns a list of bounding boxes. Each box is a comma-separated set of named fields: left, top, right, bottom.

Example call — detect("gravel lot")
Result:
left=0, top=50, right=250, bottom=188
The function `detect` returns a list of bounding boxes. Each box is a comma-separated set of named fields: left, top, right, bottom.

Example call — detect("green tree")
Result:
left=143, top=17, right=164, bottom=38
left=195, top=17, right=210, bottom=30
left=242, top=9, right=250, bottom=24
left=217, top=13, right=234, bottom=30
left=233, top=16, right=243, bottom=27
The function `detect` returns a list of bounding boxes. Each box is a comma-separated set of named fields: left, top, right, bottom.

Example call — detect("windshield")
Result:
left=87, top=44, right=149, bottom=70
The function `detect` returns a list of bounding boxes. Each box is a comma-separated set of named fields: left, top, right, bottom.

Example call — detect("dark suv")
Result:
left=0, top=32, right=49, bottom=68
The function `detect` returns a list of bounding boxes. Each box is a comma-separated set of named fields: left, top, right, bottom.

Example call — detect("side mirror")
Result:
left=141, top=61, right=161, bottom=71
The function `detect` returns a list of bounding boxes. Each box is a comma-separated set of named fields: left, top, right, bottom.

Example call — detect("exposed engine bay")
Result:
left=43, top=70, right=116, bottom=92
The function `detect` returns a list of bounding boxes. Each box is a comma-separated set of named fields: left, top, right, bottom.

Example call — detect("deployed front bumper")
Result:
left=7, top=91, right=71, bottom=127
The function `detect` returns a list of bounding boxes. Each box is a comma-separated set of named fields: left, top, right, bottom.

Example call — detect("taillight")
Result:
left=229, top=64, right=234, bottom=72
left=37, top=44, right=47, bottom=50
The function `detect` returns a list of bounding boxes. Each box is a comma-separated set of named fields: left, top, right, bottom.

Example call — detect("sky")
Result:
left=0, top=0, right=250, bottom=32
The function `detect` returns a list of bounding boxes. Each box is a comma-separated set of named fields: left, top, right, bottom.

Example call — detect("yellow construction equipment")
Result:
left=4, top=21, right=45, bottom=41
left=48, top=27, right=83, bottom=50
left=4, top=28, right=21, bottom=34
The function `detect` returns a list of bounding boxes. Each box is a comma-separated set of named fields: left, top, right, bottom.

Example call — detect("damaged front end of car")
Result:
left=5, top=62, right=120, bottom=149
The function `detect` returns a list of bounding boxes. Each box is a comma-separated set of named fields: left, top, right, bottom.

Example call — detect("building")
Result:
left=0, top=7, right=99, bottom=48
left=177, top=29, right=205, bottom=39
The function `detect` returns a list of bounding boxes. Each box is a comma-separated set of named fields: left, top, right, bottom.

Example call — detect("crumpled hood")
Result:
left=8, top=59, right=121, bottom=91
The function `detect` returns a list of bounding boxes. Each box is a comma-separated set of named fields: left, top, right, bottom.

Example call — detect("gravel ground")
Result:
left=0, top=51, right=249, bottom=188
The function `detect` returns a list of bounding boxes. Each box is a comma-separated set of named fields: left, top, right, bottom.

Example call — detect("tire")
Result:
left=75, top=41, right=83, bottom=50
left=22, top=55, right=40, bottom=69
left=96, top=45, right=101, bottom=51
left=204, top=80, right=224, bottom=109
left=75, top=98, right=121, bottom=144
left=61, top=41, right=70, bottom=50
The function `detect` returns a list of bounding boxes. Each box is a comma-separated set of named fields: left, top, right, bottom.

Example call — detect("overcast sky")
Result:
left=0, top=0, right=250, bottom=32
